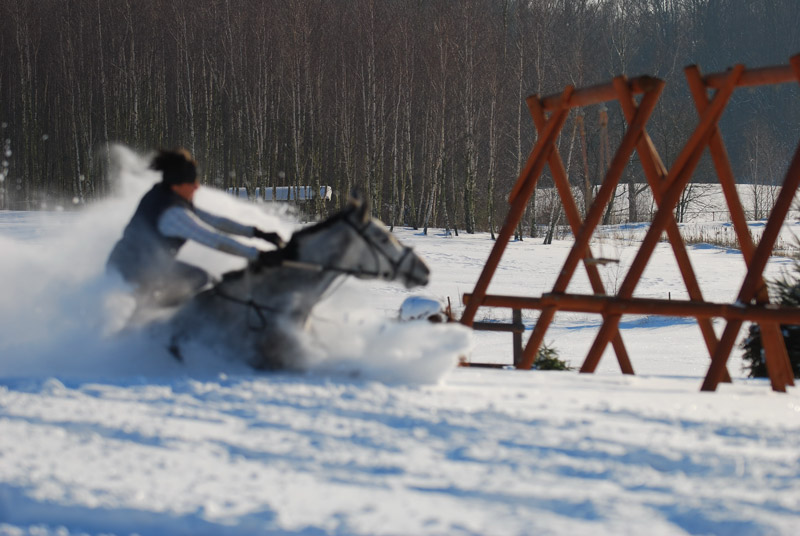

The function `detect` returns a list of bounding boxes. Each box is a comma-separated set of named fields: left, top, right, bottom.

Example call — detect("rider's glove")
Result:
left=256, top=249, right=282, bottom=268
left=253, top=228, right=286, bottom=248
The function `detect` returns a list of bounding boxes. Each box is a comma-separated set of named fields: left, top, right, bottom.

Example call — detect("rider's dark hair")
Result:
left=151, top=148, right=198, bottom=185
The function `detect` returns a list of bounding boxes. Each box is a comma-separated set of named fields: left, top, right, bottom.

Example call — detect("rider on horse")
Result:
left=107, top=148, right=284, bottom=307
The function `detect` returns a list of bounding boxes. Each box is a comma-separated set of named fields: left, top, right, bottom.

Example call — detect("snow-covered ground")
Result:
left=1, top=149, right=799, bottom=535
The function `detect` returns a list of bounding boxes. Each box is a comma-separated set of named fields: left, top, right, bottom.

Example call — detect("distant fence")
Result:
left=226, top=186, right=333, bottom=202
left=533, top=183, right=800, bottom=225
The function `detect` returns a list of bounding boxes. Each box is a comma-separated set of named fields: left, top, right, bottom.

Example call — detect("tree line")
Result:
left=0, top=0, right=798, bottom=234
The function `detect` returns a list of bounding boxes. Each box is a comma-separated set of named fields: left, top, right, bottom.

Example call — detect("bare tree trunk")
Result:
left=434, top=32, right=449, bottom=236
left=487, top=94, right=498, bottom=240
left=401, top=58, right=416, bottom=228
left=389, top=90, right=401, bottom=230
left=513, top=30, right=524, bottom=241
left=545, top=115, right=578, bottom=245
left=461, top=1, right=477, bottom=234
left=578, top=112, right=592, bottom=217
left=13, top=4, right=35, bottom=208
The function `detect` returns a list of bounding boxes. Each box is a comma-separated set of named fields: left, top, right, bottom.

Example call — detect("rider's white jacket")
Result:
left=158, top=205, right=259, bottom=261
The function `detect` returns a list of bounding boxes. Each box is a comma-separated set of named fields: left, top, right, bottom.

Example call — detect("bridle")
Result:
left=311, top=214, right=417, bottom=281
left=211, top=211, right=420, bottom=330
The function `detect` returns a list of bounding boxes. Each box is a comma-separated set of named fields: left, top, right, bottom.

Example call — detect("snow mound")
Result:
left=307, top=315, right=471, bottom=385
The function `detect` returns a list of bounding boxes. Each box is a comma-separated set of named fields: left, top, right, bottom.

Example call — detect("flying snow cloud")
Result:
left=0, top=145, right=288, bottom=379
left=0, top=145, right=470, bottom=383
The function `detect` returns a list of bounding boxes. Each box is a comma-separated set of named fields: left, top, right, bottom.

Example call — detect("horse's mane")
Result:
left=290, top=208, right=349, bottom=239
left=219, top=248, right=288, bottom=283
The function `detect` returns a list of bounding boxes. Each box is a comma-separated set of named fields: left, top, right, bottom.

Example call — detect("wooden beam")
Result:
left=703, top=62, right=799, bottom=89
left=464, top=292, right=800, bottom=324
left=539, top=75, right=662, bottom=111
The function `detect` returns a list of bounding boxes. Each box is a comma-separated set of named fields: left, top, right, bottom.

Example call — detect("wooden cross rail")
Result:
left=460, top=55, right=800, bottom=392
left=463, top=293, right=800, bottom=325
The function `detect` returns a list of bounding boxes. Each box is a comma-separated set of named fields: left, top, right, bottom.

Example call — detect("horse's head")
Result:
left=343, top=191, right=430, bottom=288
left=286, top=190, right=429, bottom=288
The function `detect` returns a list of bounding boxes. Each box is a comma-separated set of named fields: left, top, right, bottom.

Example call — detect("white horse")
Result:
left=166, top=192, right=430, bottom=369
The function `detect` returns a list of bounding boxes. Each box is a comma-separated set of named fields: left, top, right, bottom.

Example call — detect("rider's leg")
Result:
left=141, top=261, right=210, bottom=307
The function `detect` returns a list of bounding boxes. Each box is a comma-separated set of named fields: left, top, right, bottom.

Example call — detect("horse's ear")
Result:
left=348, top=187, right=370, bottom=223
left=347, top=187, right=363, bottom=208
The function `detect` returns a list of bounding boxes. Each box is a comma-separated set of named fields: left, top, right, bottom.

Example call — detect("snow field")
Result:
left=1, top=146, right=800, bottom=534
left=1, top=371, right=798, bottom=535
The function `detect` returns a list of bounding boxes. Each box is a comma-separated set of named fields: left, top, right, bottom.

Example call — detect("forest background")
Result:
left=1, top=0, right=799, bottom=235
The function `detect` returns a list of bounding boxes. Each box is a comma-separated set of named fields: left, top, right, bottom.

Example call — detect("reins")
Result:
left=210, top=286, right=280, bottom=331
left=211, top=213, right=413, bottom=331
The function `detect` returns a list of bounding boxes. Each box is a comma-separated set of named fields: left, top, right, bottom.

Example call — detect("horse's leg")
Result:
left=251, top=323, right=303, bottom=370
left=166, top=306, right=196, bottom=364
left=167, top=334, right=183, bottom=362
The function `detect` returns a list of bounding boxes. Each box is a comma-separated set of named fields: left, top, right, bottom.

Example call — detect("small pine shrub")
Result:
left=740, top=265, right=800, bottom=378
left=532, top=343, right=572, bottom=371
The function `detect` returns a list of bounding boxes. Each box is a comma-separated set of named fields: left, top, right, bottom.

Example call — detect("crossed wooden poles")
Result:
left=461, top=56, right=800, bottom=392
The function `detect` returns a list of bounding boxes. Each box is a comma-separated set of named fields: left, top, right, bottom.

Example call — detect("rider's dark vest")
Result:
left=107, top=183, right=194, bottom=284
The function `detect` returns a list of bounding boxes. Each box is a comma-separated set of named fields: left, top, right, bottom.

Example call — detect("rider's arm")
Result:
left=158, top=206, right=259, bottom=260
left=193, top=207, right=255, bottom=238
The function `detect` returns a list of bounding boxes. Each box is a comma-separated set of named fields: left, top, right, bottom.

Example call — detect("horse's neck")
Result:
left=209, top=219, right=350, bottom=320
left=238, top=264, right=338, bottom=302
left=294, top=227, right=350, bottom=267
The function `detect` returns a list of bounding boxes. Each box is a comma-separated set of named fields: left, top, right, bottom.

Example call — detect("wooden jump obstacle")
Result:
left=460, top=55, right=800, bottom=392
